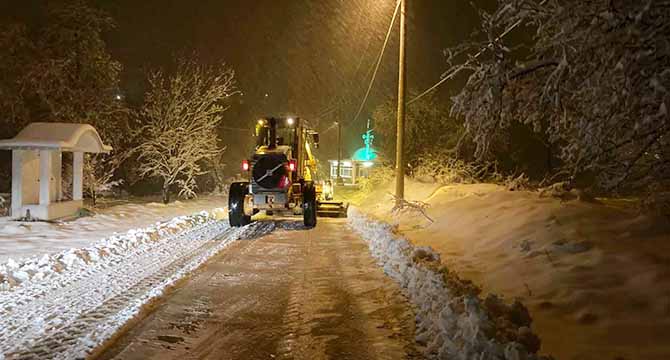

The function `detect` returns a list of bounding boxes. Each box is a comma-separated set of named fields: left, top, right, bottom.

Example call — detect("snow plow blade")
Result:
left=317, top=201, right=349, bottom=218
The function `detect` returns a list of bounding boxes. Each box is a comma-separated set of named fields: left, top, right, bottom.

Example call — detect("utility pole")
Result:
left=395, top=0, right=407, bottom=207
left=336, top=121, right=344, bottom=185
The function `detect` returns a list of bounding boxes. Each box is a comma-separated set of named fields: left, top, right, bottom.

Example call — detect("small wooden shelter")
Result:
left=0, top=123, right=111, bottom=220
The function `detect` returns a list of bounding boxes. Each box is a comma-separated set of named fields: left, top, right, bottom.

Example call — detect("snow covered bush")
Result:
left=135, top=57, right=237, bottom=203
left=504, top=173, right=530, bottom=192
left=372, top=94, right=464, bottom=169
left=449, top=0, right=670, bottom=194
left=0, top=194, right=7, bottom=217
left=84, top=153, right=125, bottom=205
left=413, top=152, right=480, bottom=185
left=411, top=150, right=522, bottom=189
left=357, top=165, right=395, bottom=193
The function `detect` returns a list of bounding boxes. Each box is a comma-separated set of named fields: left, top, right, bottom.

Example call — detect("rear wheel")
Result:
left=303, top=182, right=317, bottom=228
left=229, top=182, right=251, bottom=227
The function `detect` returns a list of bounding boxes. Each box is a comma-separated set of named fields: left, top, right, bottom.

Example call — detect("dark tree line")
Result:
left=0, top=1, right=123, bottom=132
left=0, top=1, right=237, bottom=203
left=0, top=1, right=130, bottom=202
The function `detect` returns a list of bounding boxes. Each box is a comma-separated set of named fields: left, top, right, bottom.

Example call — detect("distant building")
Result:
left=328, top=159, right=375, bottom=185
left=329, top=120, right=378, bottom=185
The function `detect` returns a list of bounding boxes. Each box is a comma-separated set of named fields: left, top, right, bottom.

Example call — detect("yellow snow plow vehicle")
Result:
left=228, top=117, right=348, bottom=228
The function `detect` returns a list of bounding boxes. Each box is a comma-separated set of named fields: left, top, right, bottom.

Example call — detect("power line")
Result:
left=408, top=0, right=548, bottom=105
left=311, top=3, right=388, bottom=128
left=350, top=0, right=402, bottom=126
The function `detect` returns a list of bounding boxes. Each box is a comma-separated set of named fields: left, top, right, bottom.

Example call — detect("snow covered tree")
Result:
left=0, top=1, right=122, bottom=128
left=83, top=153, right=124, bottom=206
left=0, top=1, right=131, bottom=196
left=372, top=94, right=464, bottom=169
left=449, top=0, right=670, bottom=193
left=135, top=58, right=237, bottom=203
left=85, top=103, right=134, bottom=205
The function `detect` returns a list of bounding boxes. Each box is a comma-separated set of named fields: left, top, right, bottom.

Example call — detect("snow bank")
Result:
left=349, top=207, right=551, bottom=360
left=0, top=210, right=218, bottom=289
left=0, top=208, right=267, bottom=359
left=0, top=195, right=227, bottom=262
left=352, top=180, right=670, bottom=359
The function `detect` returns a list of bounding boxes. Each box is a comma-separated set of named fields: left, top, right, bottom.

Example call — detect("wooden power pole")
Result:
left=395, top=0, right=407, bottom=207
left=336, top=121, right=343, bottom=185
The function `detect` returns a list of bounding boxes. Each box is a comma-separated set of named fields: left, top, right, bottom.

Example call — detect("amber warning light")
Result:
left=242, top=159, right=250, bottom=171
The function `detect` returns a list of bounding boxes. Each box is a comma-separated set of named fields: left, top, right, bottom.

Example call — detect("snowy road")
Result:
left=0, top=216, right=276, bottom=360
left=97, top=218, right=420, bottom=360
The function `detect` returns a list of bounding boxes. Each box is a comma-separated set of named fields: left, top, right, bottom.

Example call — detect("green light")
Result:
left=352, top=118, right=377, bottom=161
left=353, top=147, right=378, bottom=161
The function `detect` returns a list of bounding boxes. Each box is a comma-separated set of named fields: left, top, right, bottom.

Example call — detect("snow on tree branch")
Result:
left=449, top=0, right=670, bottom=193
left=135, top=57, right=237, bottom=203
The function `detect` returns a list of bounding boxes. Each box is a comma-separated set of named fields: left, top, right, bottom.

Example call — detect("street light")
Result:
left=395, top=0, right=407, bottom=207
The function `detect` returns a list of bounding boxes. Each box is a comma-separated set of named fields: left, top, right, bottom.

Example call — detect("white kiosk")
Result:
left=0, top=123, right=111, bottom=220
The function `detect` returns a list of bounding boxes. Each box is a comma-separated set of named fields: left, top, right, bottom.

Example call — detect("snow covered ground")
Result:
left=0, top=207, right=276, bottom=359
left=349, top=179, right=670, bottom=360
left=0, top=195, right=241, bottom=359
left=0, top=196, right=227, bottom=262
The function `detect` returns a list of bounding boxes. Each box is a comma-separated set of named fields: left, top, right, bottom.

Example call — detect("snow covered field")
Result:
left=0, top=207, right=275, bottom=359
left=0, top=196, right=227, bottom=262
left=350, top=179, right=670, bottom=360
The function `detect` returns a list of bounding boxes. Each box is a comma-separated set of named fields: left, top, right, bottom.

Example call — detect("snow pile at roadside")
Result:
left=351, top=180, right=670, bottom=359
left=0, top=208, right=224, bottom=289
left=0, top=195, right=227, bottom=261
left=349, top=207, right=551, bottom=360
left=0, top=208, right=262, bottom=359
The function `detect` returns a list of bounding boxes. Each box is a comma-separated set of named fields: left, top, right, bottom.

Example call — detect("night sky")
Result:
left=1, top=0, right=492, bottom=163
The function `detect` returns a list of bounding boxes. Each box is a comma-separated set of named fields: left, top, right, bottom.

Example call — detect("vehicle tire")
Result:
left=229, top=182, right=251, bottom=227
left=303, top=182, right=317, bottom=228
